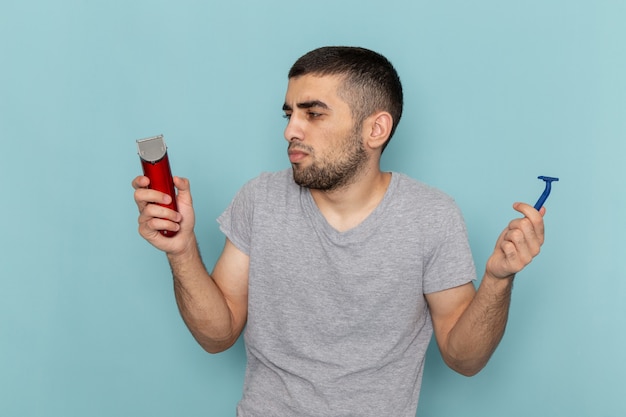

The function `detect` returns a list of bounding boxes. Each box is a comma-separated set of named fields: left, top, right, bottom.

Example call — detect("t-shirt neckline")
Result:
left=300, top=172, right=398, bottom=243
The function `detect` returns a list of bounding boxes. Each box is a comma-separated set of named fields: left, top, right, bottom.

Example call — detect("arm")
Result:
left=426, top=202, right=545, bottom=376
left=133, top=175, right=249, bottom=353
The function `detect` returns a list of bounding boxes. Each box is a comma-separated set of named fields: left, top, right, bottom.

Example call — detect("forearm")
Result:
left=437, top=203, right=544, bottom=376
left=443, top=273, right=514, bottom=376
left=167, top=238, right=238, bottom=353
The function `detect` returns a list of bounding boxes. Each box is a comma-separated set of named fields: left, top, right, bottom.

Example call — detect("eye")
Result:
left=307, top=112, right=322, bottom=119
left=282, top=113, right=292, bottom=120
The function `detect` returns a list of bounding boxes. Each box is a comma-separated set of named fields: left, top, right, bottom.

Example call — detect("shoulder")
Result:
left=233, top=169, right=299, bottom=210
left=240, top=169, right=297, bottom=196
left=386, top=173, right=467, bottom=237
left=390, top=172, right=458, bottom=211
left=255, top=169, right=295, bottom=187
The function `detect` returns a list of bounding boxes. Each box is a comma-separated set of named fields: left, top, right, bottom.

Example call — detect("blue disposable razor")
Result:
left=534, top=176, right=559, bottom=210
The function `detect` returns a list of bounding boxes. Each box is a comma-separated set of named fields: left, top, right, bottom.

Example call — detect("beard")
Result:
left=290, top=125, right=368, bottom=191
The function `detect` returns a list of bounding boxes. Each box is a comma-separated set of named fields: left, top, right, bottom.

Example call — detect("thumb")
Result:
left=173, top=176, right=192, bottom=204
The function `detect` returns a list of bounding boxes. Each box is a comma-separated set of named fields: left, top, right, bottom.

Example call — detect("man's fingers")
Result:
left=134, top=186, right=175, bottom=212
left=140, top=216, right=181, bottom=236
left=504, top=229, right=534, bottom=265
left=513, top=202, right=545, bottom=229
left=172, top=176, right=192, bottom=204
left=511, top=203, right=545, bottom=246
left=173, top=176, right=188, bottom=190
left=139, top=203, right=180, bottom=223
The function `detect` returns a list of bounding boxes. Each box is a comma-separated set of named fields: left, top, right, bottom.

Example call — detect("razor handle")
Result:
left=137, top=135, right=179, bottom=237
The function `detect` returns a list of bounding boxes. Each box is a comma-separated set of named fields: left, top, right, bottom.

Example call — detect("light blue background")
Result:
left=1, top=1, right=624, bottom=416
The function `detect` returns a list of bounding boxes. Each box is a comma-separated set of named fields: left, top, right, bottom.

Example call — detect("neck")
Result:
left=309, top=166, right=391, bottom=232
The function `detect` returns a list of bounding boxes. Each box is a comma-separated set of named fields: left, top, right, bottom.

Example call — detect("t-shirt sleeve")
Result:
left=217, top=178, right=257, bottom=256
left=422, top=202, right=477, bottom=294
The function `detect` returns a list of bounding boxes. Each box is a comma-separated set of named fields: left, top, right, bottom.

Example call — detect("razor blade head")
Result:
left=137, top=135, right=167, bottom=163
left=538, top=176, right=559, bottom=183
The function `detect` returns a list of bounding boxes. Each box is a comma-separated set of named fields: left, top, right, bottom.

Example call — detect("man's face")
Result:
left=282, top=74, right=368, bottom=191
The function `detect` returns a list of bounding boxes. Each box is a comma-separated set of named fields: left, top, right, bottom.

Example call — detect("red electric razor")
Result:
left=137, top=134, right=178, bottom=237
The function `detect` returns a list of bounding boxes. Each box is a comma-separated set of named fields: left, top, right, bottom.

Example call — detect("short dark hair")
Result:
left=288, top=46, right=403, bottom=152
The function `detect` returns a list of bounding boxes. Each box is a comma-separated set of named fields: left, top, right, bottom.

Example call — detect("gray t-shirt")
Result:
left=218, top=169, right=476, bottom=417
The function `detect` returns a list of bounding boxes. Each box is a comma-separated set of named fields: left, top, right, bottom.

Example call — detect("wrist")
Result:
left=484, top=269, right=516, bottom=281
left=166, top=234, right=200, bottom=265
left=481, top=270, right=515, bottom=295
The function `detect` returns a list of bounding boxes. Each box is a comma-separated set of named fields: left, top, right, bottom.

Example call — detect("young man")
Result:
left=133, top=46, right=545, bottom=416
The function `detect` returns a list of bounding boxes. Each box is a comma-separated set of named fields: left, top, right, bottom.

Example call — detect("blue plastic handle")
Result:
left=534, top=176, right=559, bottom=210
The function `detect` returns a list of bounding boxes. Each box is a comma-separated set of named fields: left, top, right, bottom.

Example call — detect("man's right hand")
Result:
left=132, top=175, right=196, bottom=255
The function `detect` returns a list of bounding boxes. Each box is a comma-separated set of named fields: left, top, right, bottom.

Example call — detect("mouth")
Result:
left=288, top=145, right=311, bottom=164
left=288, top=150, right=308, bottom=163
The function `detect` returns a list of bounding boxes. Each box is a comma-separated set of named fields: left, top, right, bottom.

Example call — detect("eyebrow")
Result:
left=282, top=100, right=330, bottom=112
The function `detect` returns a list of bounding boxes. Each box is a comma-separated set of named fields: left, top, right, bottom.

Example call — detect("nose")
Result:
left=283, top=115, right=303, bottom=143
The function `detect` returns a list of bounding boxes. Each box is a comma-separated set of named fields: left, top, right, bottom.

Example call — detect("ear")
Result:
left=363, top=111, right=393, bottom=151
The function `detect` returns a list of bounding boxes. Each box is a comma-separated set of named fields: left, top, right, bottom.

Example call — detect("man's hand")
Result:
left=132, top=175, right=196, bottom=255
left=486, top=202, right=545, bottom=280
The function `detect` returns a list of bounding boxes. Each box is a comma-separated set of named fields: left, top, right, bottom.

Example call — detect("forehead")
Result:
left=284, top=74, right=346, bottom=104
